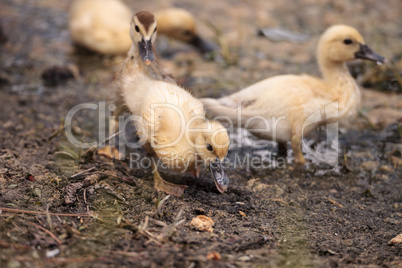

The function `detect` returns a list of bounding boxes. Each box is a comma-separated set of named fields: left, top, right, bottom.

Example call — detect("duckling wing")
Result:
left=213, top=75, right=326, bottom=111
left=133, top=81, right=204, bottom=144
left=203, top=74, right=331, bottom=130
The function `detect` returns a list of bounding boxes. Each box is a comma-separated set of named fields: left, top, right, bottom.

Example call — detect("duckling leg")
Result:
left=151, top=162, right=187, bottom=197
left=291, top=133, right=306, bottom=164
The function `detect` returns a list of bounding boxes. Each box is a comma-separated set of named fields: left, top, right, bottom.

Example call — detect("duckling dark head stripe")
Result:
left=135, top=11, right=155, bottom=32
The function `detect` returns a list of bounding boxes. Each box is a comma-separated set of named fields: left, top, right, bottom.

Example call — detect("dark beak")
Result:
left=189, top=35, right=215, bottom=54
left=209, top=157, right=229, bottom=193
left=138, top=39, right=154, bottom=65
left=355, top=43, right=385, bottom=63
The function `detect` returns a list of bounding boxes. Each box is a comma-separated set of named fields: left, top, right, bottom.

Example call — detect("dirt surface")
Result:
left=0, top=0, right=401, bottom=267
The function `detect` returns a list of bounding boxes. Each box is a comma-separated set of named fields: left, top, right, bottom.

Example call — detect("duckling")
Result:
left=110, top=11, right=175, bottom=134
left=115, top=12, right=230, bottom=195
left=117, top=52, right=230, bottom=196
left=69, top=0, right=132, bottom=55
left=69, top=0, right=213, bottom=55
left=154, top=8, right=214, bottom=54
left=202, top=25, right=385, bottom=164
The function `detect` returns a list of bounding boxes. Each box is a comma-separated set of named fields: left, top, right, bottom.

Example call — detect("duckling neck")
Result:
left=320, top=61, right=361, bottom=119
left=128, top=45, right=141, bottom=63
left=127, top=44, right=171, bottom=82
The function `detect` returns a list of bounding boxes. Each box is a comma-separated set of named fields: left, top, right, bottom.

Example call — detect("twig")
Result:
left=0, top=240, right=30, bottom=251
left=148, top=218, right=168, bottom=227
left=83, top=188, right=87, bottom=204
left=0, top=207, right=118, bottom=218
left=70, top=167, right=96, bottom=178
left=103, top=250, right=147, bottom=259
left=27, top=222, right=62, bottom=245
left=326, top=198, right=344, bottom=208
left=46, top=205, right=53, bottom=230
left=0, top=207, right=92, bottom=217
left=47, top=121, right=65, bottom=141
left=98, top=171, right=136, bottom=186
left=46, top=257, right=103, bottom=264
left=81, top=130, right=123, bottom=157
left=165, top=208, right=185, bottom=239
left=139, top=216, right=149, bottom=231
left=272, top=198, right=289, bottom=206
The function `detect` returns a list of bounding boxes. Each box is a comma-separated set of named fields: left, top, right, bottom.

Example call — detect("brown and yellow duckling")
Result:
left=115, top=12, right=230, bottom=196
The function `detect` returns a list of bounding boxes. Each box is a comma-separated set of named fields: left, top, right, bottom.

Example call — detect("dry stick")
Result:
left=326, top=198, right=344, bottom=208
left=27, top=222, right=62, bottom=245
left=46, top=257, right=104, bottom=264
left=0, top=207, right=91, bottom=217
left=47, top=121, right=65, bottom=141
left=98, top=171, right=136, bottom=186
left=70, top=167, right=96, bottom=178
left=0, top=207, right=118, bottom=218
left=103, top=250, right=144, bottom=258
left=82, top=130, right=123, bottom=157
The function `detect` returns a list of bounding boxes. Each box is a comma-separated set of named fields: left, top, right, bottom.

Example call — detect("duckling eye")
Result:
left=135, top=25, right=140, bottom=33
left=206, top=143, right=213, bottom=152
left=343, top=38, right=353, bottom=45
left=154, top=27, right=157, bottom=33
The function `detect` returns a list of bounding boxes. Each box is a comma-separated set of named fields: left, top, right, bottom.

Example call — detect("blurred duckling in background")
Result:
left=115, top=12, right=230, bottom=196
left=202, top=25, right=385, bottom=164
left=69, top=0, right=214, bottom=55
left=153, top=8, right=214, bottom=54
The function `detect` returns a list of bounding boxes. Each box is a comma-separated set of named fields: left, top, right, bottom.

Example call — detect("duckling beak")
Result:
left=355, top=44, right=385, bottom=63
left=189, top=35, right=215, bottom=54
left=138, top=39, right=154, bottom=64
left=209, top=157, right=229, bottom=193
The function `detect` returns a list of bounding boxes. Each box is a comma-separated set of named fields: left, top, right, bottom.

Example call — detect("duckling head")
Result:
left=130, top=11, right=158, bottom=65
left=155, top=8, right=214, bottom=54
left=192, top=120, right=230, bottom=192
left=317, top=25, right=385, bottom=69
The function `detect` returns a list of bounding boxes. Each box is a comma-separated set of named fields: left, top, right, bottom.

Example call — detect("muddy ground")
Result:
left=0, top=0, right=401, bottom=267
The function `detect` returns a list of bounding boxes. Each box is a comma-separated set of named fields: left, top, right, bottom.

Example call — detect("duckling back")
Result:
left=121, top=72, right=204, bottom=126
left=120, top=72, right=205, bottom=171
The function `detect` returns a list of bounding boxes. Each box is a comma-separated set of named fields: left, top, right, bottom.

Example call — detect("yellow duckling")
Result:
left=69, top=0, right=213, bottom=55
left=116, top=12, right=230, bottom=196
left=202, top=25, right=385, bottom=164
left=111, top=11, right=175, bottom=134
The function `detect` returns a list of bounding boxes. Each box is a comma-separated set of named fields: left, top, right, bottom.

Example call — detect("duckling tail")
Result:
left=201, top=98, right=250, bottom=127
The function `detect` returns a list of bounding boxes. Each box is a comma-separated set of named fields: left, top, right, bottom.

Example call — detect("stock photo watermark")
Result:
left=63, top=101, right=340, bottom=168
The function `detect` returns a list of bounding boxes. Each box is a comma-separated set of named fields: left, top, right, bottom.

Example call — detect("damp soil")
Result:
left=0, top=0, right=401, bottom=267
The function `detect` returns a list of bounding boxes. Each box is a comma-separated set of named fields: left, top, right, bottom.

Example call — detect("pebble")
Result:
left=237, top=256, right=251, bottom=262
left=361, top=161, right=378, bottom=171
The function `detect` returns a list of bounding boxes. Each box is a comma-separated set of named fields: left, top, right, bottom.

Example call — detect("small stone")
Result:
left=206, top=251, right=221, bottom=261
left=361, top=161, right=378, bottom=171
left=237, top=256, right=251, bottom=262
left=190, top=215, right=214, bottom=232
left=379, top=165, right=393, bottom=172
left=388, top=233, right=402, bottom=245
left=246, top=178, right=270, bottom=192
left=8, top=260, right=21, bottom=268
left=46, top=248, right=60, bottom=258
